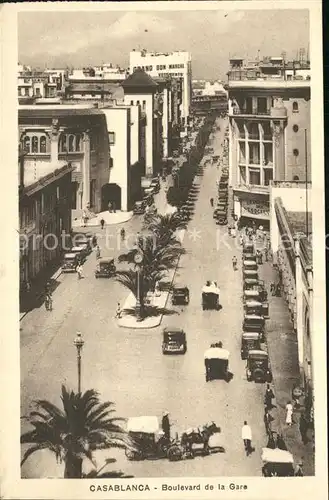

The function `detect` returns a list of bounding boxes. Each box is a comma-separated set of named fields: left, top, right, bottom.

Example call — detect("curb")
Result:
left=19, top=268, right=63, bottom=322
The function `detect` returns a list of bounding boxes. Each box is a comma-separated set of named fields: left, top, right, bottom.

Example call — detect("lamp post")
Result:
left=73, top=332, right=84, bottom=393
left=134, top=252, right=143, bottom=322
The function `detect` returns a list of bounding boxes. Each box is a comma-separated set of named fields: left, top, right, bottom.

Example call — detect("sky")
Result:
left=18, top=9, right=309, bottom=80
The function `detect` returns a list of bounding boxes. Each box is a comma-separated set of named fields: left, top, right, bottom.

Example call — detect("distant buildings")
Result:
left=129, top=49, right=192, bottom=127
left=192, top=80, right=228, bottom=115
left=226, top=56, right=311, bottom=228
left=18, top=64, right=67, bottom=102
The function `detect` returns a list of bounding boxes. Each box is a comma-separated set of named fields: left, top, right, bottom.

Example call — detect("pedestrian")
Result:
left=95, top=245, right=101, bottom=260
left=241, top=421, right=253, bottom=456
left=210, top=197, right=214, bottom=207
left=264, top=408, right=274, bottom=435
left=161, top=412, right=171, bottom=441
left=294, top=459, right=304, bottom=477
left=264, top=247, right=268, bottom=262
left=270, top=282, right=275, bottom=296
left=299, top=413, right=309, bottom=445
left=76, top=263, right=84, bottom=280
left=100, top=218, right=105, bottom=230
left=285, top=401, right=294, bottom=426
left=232, top=256, right=238, bottom=271
left=264, top=384, right=275, bottom=410
left=276, top=433, right=288, bottom=450
left=258, top=251, right=263, bottom=264
left=115, top=302, right=122, bottom=319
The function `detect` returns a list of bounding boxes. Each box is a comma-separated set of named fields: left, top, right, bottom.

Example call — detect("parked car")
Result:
left=150, top=178, right=160, bottom=193
left=241, top=331, right=261, bottom=360
left=172, top=285, right=190, bottom=305
left=95, top=258, right=116, bottom=278
left=62, top=253, right=79, bottom=273
left=246, top=350, right=272, bottom=383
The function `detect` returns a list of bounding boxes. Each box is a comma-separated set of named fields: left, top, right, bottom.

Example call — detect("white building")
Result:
left=129, top=49, right=192, bottom=126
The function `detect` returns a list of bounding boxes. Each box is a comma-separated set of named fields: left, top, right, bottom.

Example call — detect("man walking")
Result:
left=115, top=302, right=122, bottom=319
left=161, top=412, right=171, bottom=441
left=95, top=244, right=101, bottom=260
left=232, top=256, right=238, bottom=271
left=76, top=263, right=84, bottom=280
left=100, top=218, right=105, bottom=230
left=241, top=421, right=253, bottom=456
left=264, top=384, right=275, bottom=410
left=264, top=408, right=274, bottom=435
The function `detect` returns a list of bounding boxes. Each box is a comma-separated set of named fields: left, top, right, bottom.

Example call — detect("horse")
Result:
left=181, top=421, right=220, bottom=456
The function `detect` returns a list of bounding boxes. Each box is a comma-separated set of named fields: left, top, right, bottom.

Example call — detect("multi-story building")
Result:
left=270, top=181, right=313, bottom=426
left=19, top=153, right=73, bottom=288
left=192, top=80, right=228, bottom=115
left=19, top=101, right=145, bottom=216
left=129, top=49, right=192, bottom=127
left=17, top=64, right=64, bottom=102
left=227, top=56, right=311, bottom=228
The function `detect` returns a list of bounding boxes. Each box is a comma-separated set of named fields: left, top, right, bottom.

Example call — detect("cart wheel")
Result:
left=167, top=444, right=183, bottom=462
left=125, top=448, right=143, bottom=461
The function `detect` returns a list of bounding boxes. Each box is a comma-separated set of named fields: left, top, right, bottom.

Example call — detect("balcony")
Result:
left=234, top=183, right=269, bottom=195
left=231, top=106, right=271, bottom=118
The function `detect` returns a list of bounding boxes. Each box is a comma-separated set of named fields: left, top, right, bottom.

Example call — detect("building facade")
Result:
left=18, top=64, right=67, bottom=103
left=270, top=181, right=313, bottom=424
left=227, top=57, right=311, bottom=228
left=19, top=162, right=73, bottom=287
left=129, top=49, right=192, bottom=127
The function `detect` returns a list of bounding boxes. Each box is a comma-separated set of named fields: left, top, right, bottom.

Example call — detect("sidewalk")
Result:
left=20, top=262, right=62, bottom=321
left=259, top=261, right=315, bottom=475
left=72, top=210, right=133, bottom=228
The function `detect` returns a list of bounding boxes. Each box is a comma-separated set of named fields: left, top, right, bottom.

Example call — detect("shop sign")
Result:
left=241, top=200, right=270, bottom=217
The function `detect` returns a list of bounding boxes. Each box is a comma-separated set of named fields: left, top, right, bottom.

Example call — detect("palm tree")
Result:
left=144, top=212, right=185, bottom=246
left=115, top=269, right=155, bottom=318
left=21, top=385, right=130, bottom=479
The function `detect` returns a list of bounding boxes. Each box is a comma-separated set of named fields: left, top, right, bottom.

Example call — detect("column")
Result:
left=228, top=118, right=233, bottom=185
left=271, top=120, right=285, bottom=180
left=82, top=132, right=90, bottom=209
left=259, top=123, right=264, bottom=185
left=50, top=118, right=60, bottom=163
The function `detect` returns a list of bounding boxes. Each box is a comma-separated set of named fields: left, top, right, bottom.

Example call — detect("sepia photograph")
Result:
left=0, top=1, right=327, bottom=499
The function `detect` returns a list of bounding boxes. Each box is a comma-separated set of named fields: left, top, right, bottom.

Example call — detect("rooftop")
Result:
left=122, top=68, right=158, bottom=91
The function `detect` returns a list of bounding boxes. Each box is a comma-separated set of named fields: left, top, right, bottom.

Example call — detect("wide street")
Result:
left=21, top=117, right=268, bottom=478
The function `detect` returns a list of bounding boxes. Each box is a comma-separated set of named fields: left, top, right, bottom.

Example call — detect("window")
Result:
left=68, top=135, right=75, bottom=152
left=249, top=169, right=261, bottom=185
left=264, top=169, right=273, bottom=186
left=293, top=148, right=299, bottom=157
left=40, top=136, right=47, bottom=153
left=23, top=136, right=30, bottom=153
left=24, top=88, right=29, bottom=96
left=292, top=101, right=299, bottom=113
left=59, top=134, right=66, bottom=153
left=293, top=175, right=300, bottom=181
left=142, top=100, right=146, bottom=110
left=76, top=134, right=81, bottom=151
left=31, top=136, right=39, bottom=153
left=35, top=88, right=41, bottom=97
left=18, top=88, right=22, bottom=96
left=257, top=97, right=267, bottom=114
left=130, top=100, right=134, bottom=105
left=239, top=166, right=246, bottom=184
left=90, top=179, right=96, bottom=207
left=108, top=132, right=115, bottom=145
left=293, top=124, right=299, bottom=133
left=136, top=100, right=140, bottom=105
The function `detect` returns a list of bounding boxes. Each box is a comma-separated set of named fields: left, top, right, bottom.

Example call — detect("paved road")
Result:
left=21, top=117, right=267, bottom=478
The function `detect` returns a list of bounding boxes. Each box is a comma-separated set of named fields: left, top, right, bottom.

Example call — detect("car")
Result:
left=246, top=350, right=272, bottom=383
left=172, top=285, right=190, bottom=305
left=144, top=186, right=156, bottom=197
left=62, top=253, right=79, bottom=273
left=240, top=331, right=261, bottom=360
left=95, top=258, right=116, bottom=278
left=70, top=246, right=86, bottom=262
left=150, top=178, right=160, bottom=193
left=133, top=200, right=146, bottom=214
left=74, top=235, right=92, bottom=255
left=162, top=328, right=187, bottom=354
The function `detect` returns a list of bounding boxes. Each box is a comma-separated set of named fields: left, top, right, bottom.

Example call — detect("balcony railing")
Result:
left=234, top=183, right=269, bottom=194
left=232, top=107, right=270, bottom=116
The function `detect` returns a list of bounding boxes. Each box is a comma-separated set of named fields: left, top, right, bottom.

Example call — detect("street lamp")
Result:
left=73, top=332, right=84, bottom=393
left=134, top=252, right=143, bottom=322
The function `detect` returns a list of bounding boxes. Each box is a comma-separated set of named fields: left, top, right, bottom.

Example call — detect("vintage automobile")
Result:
left=243, top=260, right=258, bottom=271
left=215, top=211, right=228, bottom=226
left=243, top=252, right=256, bottom=261
left=133, top=200, right=146, bottom=215
left=150, top=178, right=160, bottom=193
left=240, top=331, right=261, bottom=360
left=202, top=282, right=220, bottom=310
left=172, top=285, right=190, bottom=305
left=204, top=346, right=230, bottom=381
left=261, top=448, right=295, bottom=477
left=244, top=289, right=261, bottom=302
left=143, top=194, right=154, bottom=207
left=244, top=300, right=263, bottom=316
left=74, top=235, right=92, bottom=255
left=243, top=269, right=259, bottom=280
left=243, top=243, right=255, bottom=255
left=243, top=314, right=265, bottom=341
left=95, top=258, right=116, bottom=278
left=213, top=207, right=226, bottom=219
left=70, top=246, right=86, bottom=262
left=162, top=327, right=187, bottom=354
left=246, top=350, right=272, bottom=383
left=218, top=181, right=228, bottom=189
left=62, top=253, right=79, bottom=273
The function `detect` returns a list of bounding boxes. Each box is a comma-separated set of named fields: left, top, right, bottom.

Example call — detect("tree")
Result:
left=21, top=385, right=129, bottom=479
left=166, top=186, right=189, bottom=207
left=115, top=269, right=153, bottom=318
